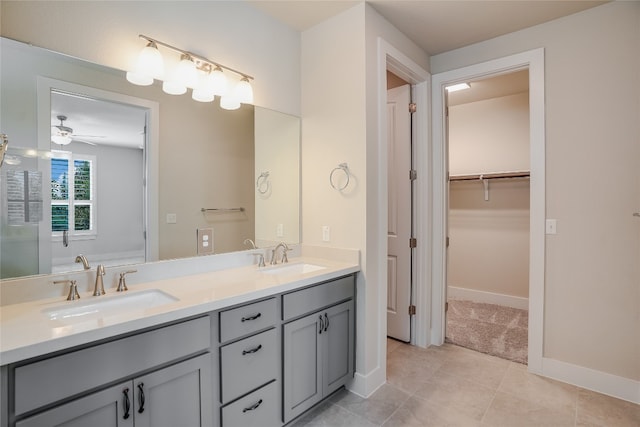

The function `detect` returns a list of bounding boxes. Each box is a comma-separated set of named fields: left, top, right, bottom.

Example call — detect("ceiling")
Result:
left=248, top=0, right=608, bottom=55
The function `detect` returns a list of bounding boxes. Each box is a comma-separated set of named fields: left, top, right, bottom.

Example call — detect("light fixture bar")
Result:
left=139, top=34, right=254, bottom=81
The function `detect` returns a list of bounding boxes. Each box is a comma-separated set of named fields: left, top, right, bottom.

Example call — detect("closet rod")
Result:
left=449, top=171, right=530, bottom=182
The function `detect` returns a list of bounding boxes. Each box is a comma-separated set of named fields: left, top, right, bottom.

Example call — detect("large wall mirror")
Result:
left=0, top=37, right=300, bottom=280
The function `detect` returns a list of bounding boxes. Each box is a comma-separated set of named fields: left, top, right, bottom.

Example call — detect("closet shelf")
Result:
left=449, top=171, right=530, bottom=182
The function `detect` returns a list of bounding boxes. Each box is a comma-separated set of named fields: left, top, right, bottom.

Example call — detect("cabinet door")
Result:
left=323, top=300, right=354, bottom=396
left=282, top=313, right=323, bottom=423
left=16, top=382, right=134, bottom=427
left=133, top=354, right=213, bottom=427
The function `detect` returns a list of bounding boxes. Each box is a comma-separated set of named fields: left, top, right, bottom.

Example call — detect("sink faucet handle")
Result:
left=282, top=246, right=292, bottom=264
left=53, top=279, right=80, bottom=301
left=117, top=270, right=137, bottom=292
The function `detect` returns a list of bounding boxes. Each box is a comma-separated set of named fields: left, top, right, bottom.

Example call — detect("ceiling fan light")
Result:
left=220, top=94, right=240, bottom=111
left=52, top=134, right=72, bottom=145
left=234, top=77, right=254, bottom=105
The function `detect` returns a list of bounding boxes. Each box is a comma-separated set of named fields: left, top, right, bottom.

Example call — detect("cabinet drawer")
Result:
left=220, top=328, right=277, bottom=404
left=221, top=381, right=280, bottom=427
left=14, top=316, right=210, bottom=416
left=219, top=297, right=277, bottom=343
left=282, top=275, right=354, bottom=320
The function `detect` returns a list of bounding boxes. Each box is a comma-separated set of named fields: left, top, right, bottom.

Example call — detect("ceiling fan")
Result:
left=51, top=115, right=105, bottom=146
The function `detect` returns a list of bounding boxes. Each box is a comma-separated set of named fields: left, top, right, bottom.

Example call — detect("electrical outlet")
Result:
left=166, top=213, right=177, bottom=224
left=197, top=228, right=213, bottom=255
left=322, top=225, right=330, bottom=242
left=276, top=223, right=284, bottom=237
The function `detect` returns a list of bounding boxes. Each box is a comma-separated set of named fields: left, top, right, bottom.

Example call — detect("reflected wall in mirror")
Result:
left=0, top=36, right=300, bottom=280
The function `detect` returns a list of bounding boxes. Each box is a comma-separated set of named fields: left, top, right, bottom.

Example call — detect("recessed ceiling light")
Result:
left=445, top=83, right=471, bottom=92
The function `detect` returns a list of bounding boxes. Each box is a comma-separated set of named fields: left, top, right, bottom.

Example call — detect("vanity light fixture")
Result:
left=445, top=82, right=471, bottom=92
left=126, top=35, right=254, bottom=110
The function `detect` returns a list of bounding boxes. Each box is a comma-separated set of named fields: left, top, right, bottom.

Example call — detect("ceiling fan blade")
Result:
left=72, top=138, right=97, bottom=146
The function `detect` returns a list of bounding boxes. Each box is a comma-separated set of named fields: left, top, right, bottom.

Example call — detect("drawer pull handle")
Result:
left=324, top=313, right=329, bottom=332
left=241, top=313, right=262, bottom=322
left=242, top=344, right=263, bottom=355
left=242, top=399, right=263, bottom=413
left=137, top=382, right=145, bottom=414
left=318, top=315, right=324, bottom=334
left=123, top=388, right=131, bottom=420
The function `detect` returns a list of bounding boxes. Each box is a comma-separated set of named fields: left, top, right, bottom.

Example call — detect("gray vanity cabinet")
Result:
left=15, top=354, right=211, bottom=427
left=282, top=276, right=355, bottom=424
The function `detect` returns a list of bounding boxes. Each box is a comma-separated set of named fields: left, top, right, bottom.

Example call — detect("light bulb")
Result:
left=162, top=80, right=187, bottom=95
left=126, top=41, right=164, bottom=86
left=52, top=135, right=72, bottom=145
left=175, top=54, right=198, bottom=89
left=210, top=66, right=228, bottom=96
left=192, top=70, right=215, bottom=103
left=234, top=77, right=254, bottom=104
left=220, top=94, right=240, bottom=110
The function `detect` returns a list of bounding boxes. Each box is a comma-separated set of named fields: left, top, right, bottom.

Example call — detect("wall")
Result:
left=432, top=1, right=640, bottom=382
left=448, top=93, right=530, bottom=302
left=301, top=2, right=429, bottom=394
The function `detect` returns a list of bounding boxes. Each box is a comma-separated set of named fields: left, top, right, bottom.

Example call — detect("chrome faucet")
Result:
left=270, top=242, right=291, bottom=265
left=53, top=279, right=80, bottom=301
left=93, top=265, right=106, bottom=296
left=75, top=254, right=90, bottom=270
left=243, top=238, right=257, bottom=249
left=117, top=270, right=137, bottom=292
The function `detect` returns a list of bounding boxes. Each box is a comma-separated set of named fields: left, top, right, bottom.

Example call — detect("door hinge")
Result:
left=445, top=302, right=449, bottom=312
left=408, top=305, right=416, bottom=316
left=409, top=237, right=417, bottom=248
left=409, top=103, right=417, bottom=113
left=409, top=170, right=417, bottom=181
left=445, top=106, right=449, bottom=117
left=446, top=236, right=450, bottom=248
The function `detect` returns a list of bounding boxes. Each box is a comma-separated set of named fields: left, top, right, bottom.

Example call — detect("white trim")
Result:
left=447, top=286, right=529, bottom=310
left=542, top=357, right=640, bottom=405
left=347, top=366, right=386, bottom=398
left=374, top=38, right=430, bottom=398
left=431, top=49, right=546, bottom=373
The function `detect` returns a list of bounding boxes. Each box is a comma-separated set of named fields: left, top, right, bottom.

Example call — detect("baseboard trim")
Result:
left=541, top=357, right=640, bottom=404
left=448, top=286, right=529, bottom=310
left=347, top=366, right=385, bottom=398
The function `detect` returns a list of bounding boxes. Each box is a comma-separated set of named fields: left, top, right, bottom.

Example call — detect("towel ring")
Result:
left=256, top=171, right=270, bottom=194
left=330, top=163, right=350, bottom=191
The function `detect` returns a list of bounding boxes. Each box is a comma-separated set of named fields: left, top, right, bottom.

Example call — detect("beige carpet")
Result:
left=445, top=299, right=528, bottom=364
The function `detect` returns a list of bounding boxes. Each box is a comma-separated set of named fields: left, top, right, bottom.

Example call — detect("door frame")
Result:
left=430, top=49, right=546, bottom=372
left=377, top=38, right=430, bottom=359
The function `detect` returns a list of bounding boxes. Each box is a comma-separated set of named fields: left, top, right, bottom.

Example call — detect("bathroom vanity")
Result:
left=0, top=256, right=358, bottom=427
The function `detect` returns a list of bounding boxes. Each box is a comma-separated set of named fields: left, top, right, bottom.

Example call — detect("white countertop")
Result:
left=0, top=257, right=359, bottom=366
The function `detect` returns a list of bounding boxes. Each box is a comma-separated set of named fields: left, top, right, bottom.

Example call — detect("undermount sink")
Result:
left=262, top=263, right=326, bottom=276
left=42, top=289, right=178, bottom=324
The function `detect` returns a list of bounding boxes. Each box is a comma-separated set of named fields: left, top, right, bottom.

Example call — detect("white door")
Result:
left=387, top=84, right=412, bottom=342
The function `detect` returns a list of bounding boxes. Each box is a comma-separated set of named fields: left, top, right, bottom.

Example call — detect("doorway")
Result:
left=445, top=70, right=531, bottom=364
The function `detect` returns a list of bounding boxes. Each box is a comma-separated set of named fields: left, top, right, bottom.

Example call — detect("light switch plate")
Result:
left=197, top=228, right=213, bottom=254
left=276, top=223, right=284, bottom=237
left=322, top=225, right=330, bottom=242
left=166, top=213, right=177, bottom=224
left=546, top=219, right=557, bottom=235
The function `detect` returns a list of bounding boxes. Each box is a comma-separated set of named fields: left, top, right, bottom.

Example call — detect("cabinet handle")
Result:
left=137, top=382, right=145, bottom=414
left=242, top=344, right=263, bottom=355
left=324, top=313, right=329, bottom=332
left=241, top=313, right=262, bottom=322
left=123, top=388, right=131, bottom=420
left=318, top=315, right=324, bottom=334
left=242, top=399, right=263, bottom=413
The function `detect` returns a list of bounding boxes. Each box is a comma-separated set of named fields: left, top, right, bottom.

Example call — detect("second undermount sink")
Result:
left=262, top=262, right=326, bottom=276
left=42, top=289, right=178, bottom=324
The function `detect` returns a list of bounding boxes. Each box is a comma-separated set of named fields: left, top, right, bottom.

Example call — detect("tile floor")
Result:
left=291, top=340, right=640, bottom=427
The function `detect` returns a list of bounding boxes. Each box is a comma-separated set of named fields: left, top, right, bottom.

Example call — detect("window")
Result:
left=51, top=151, right=96, bottom=238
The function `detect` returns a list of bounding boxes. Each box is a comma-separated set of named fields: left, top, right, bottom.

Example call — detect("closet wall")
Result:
left=448, top=91, right=530, bottom=307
